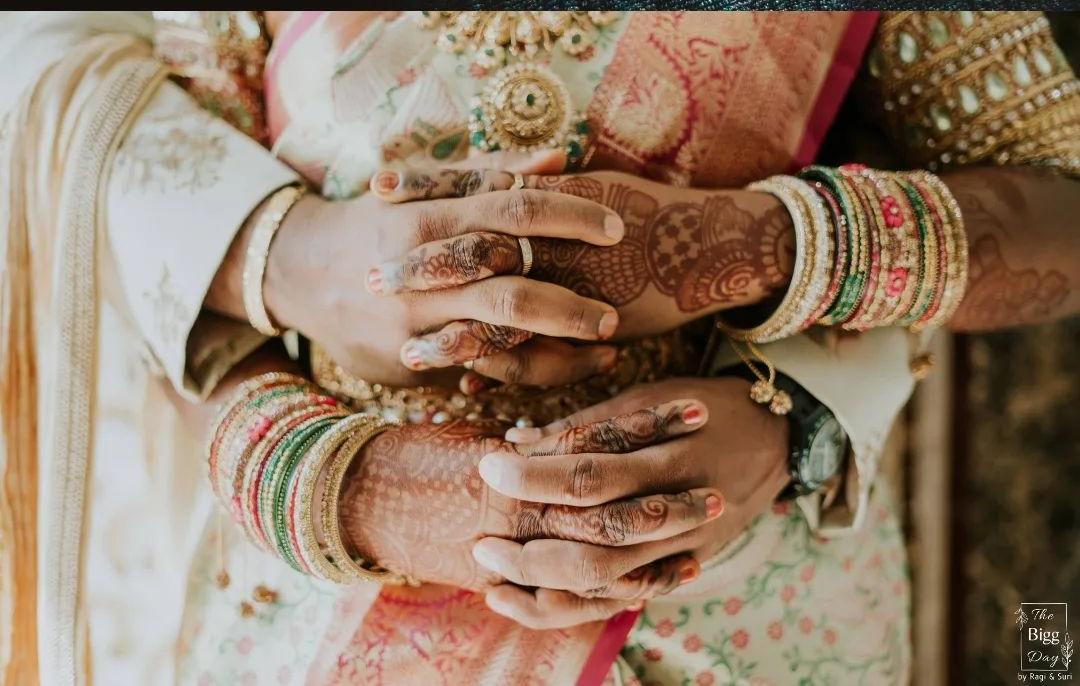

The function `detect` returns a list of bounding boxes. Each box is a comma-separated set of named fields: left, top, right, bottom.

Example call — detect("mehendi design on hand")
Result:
left=403, top=321, right=534, bottom=369
left=382, top=232, right=522, bottom=293
left=527, top=178, right=794, bottom=312
left=532, top=404, right=682, bottom=456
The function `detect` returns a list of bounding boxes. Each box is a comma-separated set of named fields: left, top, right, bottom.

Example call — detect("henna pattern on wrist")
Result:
left=953, top=234, right=1068, bottom=330
left=338, top=421, right=511, bottom=588
left=951, top=187, right=1070, bottom=330
left=528, top=177, right=794, bottom=312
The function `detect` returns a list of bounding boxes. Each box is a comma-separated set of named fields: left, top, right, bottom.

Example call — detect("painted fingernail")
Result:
left=477, top=454, right=505, bottom=489
left=679, top=561, right=700, bottom=585
left=598, top=311, right=618, bottom=340
left=374, top=171, right=400, bottom=194
left=505, top=427, right=542, bottom=443
left=466, top=374, right=487, bottom=394
left=604, top=214, right=625, bottom=241
left=682, top=404, right=704, bottom=425
left=402, top=344, right=426, bottom=370
left=366, top=267, right=384, bottom=294
left=472, top=543, right=502, bottom=572
left=705, top=494, right=724, bottom=520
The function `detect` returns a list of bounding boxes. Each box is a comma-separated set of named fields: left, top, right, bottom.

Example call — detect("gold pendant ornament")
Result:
left=417, top=11, right=611, bottom=165
left=469, top=62, right=589, bottom=164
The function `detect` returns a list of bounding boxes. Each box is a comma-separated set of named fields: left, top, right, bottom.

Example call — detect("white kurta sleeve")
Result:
left=711, top=326, right=916, bottom=534
left=105, top=80, right=299, bottom=401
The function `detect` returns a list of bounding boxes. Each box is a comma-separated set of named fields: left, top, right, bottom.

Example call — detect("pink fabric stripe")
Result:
left=790, top=11, right=881, bottom=171
left=576, top=610, right=640, bottom=686
left=265, top=11, right=325, bottom=93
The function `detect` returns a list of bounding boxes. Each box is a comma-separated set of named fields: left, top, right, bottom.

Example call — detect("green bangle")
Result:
left=272, top=417, right=339, bottom=571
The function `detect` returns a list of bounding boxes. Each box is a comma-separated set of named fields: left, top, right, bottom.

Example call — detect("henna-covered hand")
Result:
left=375, top=166, right=799, bottom=347
left=471, top=377, right=790, bottom=628
left=337, top=399, right=722, bottom=629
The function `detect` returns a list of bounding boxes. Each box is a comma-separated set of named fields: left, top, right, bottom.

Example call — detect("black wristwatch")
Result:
left=724, top=367, right=849, bottom=499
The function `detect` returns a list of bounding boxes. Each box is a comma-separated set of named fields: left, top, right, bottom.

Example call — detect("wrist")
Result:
left=263, top=192, right=324, bottom=333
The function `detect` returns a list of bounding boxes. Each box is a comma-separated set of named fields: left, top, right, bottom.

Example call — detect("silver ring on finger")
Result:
left=518, top=236, right=534, bottom=277
left=510, top=172, right=525, bottom=191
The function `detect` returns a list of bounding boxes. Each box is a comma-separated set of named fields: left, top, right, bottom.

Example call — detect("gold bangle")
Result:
left=243, top=185, right=305, bottom=336
left=294, top=414, right=371, bottom=583
left=320, top=416, right=411, bottom=585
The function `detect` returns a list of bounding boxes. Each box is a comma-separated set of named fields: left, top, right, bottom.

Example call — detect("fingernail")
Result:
left=467, top=375, right=487, bottom=394
left=472, top=543, right=501, bottom=572
left=682, top=404, right=704, bottom=425
left=374, top=171, right=400, bottom=194
left=627, top=602, right=644, bottom=611
left=679, top=561, right=700, bottom=585
left=505, top=427, right=542, bottom=443
left=366, top=268, right=384, bottom=294
left=604, top=214, right=625, bottom=241
left=597, top=347, right=618, bottom=373
left=477, top=454, right=505, bottom=489
left=598, top=311, right=618, bottom=340
left=402, top=344, right=426, bottom=370
left=705, top=494, right=724, bottom=520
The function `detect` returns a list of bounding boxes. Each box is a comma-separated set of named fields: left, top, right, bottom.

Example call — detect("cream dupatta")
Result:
left=0, top=19, right=165, bottom=685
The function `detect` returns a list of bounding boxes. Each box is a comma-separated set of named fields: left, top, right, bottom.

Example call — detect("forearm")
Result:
left=945, top=167, right=1080, bottom=332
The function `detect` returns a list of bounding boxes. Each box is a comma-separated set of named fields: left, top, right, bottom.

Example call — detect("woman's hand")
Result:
left=259, top=180, right=626, bottom=387
left=469, top=376, right=791, bottom=629
left=371, top=167, right=796, bottom=384
left=338, top=403, right=721, bottom=600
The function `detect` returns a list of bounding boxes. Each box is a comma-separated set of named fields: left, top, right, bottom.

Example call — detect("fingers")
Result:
left=368, top=232, right=523, bottom=295
left=442, top=277, right=620, bottom=341
left=484, top=585, right=635, bottom=631
left=372, top=168, right=514, bottom=203
left=504, top=390, right=658, bottom=444
left=400, top=321, right=534, bottom=371
left=463, top=338, right=618, bottom=388
left=478, top=445, right=694, bottom=507
left=397, top=190, right=623, bottom=246
left=513, top=488, right=725, bottom=546
left=472, top=536, right=700, bottom=594
left=590, top=554, right=699, bottom=601
left=515, top=400, right=707, bottom=457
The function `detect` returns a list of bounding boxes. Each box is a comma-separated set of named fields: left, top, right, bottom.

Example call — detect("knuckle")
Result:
left=492, top=284, right=529, bottom=324
left=414, top=208, right=457, bottom=244
left=503, top=190, right=544, bottom=230
left=568, top=456, right=601, bottom=503
left=563, top=306, right=590, bottom=338
left=576, top=550, right=611, bottom=588
left=449, top=233, right=490, bottom=280
left=500, top=352, right=530, bottom=385
left=596, top=501, right=637, bottom=545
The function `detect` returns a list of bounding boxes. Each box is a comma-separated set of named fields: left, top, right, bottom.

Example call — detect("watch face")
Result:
left=798, top=416, right=847, bottom=489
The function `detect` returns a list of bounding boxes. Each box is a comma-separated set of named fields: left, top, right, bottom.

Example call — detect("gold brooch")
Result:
left=469, top=62, right=589, bottom=163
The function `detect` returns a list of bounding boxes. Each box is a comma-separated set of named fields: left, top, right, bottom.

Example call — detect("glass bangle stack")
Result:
left=207, top=372, right=412, bottom=585
left=718, top=165, right=968, bottom=344
left=717, top=165, right=968, bottom=416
